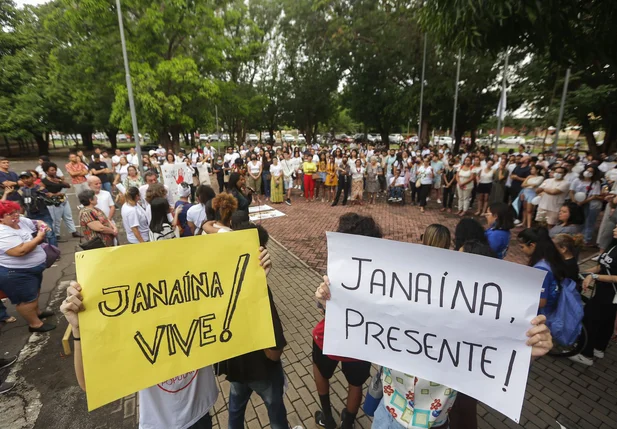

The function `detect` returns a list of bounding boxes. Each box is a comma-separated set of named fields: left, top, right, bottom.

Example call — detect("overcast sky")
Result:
left=14, top=0, right=48, bottom=6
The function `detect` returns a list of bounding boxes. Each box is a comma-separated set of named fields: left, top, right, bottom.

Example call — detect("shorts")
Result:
left=535, top=208, right=559, bottom=225
left=433, top=176, right=442, bottom=189
left=312, top=341, right=371, bottom=387
left=476, top=183, right=492, bottom=194
left=284, top=176, right=293, bottom=190
left=0, top=263, right=46, bottom=305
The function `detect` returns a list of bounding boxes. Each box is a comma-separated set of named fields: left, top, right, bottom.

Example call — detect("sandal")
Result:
left=1, top=316, right=17, bottom=323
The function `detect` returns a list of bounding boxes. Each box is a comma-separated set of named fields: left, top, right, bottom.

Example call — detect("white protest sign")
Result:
left=323, top=232, right=546, bottom=423
left=161, top=164, right=193, bottom=202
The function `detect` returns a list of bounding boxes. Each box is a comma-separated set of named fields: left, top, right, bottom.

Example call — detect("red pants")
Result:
left=304, top=174, right=315, bottom=199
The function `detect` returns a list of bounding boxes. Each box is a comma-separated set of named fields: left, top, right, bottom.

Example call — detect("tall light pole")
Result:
left=553, top=68, right=571, bottom=153
left=495, top=52, right=509, bottom=151
left=215, top=105, right=220, bottom=153
left=451, top=49, right=462, bottom=146
left=418, top=33, right=428, bottom=146
left=115, top=0, right=143, bottom=173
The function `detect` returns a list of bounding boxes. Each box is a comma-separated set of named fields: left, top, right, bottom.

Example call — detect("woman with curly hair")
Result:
left=202, top=193, right=238, bottom=234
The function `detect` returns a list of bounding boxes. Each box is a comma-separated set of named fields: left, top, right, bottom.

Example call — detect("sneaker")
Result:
left=437, top=199, right=442, bottom=204
left=285, top=199, right=291, bottom=206
left=593, top=349, right=605, bottom=359
left=591, top=255, right=600, bottom=262
left=0, top=355, right=17, bottom=370
left=315, top=410, right=336, bottom=429
left=0, top=381, right=15, bottom=394
left=388, top=197, right=395, bottom=202
left=568, top=354, right=593, bottom=366
left=513, top=219, right=522, bottom=226
left=426, top=197, right=430, bottom=202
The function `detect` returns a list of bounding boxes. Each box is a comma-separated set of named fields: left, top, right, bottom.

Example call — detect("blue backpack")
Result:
left=535, top=261, right=584, bottom=346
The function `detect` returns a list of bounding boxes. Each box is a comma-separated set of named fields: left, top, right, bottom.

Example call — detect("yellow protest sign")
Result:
left=75, top=229, right=275, bottom=411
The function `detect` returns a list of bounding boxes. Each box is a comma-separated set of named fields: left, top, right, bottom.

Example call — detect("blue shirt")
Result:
left=174, top=201, right=193, bottom=237
left=0, top=171, right=20, bottom=201
left=485, top=227, right=510, bottom=259
left=534, top=260, right=560, bottom=316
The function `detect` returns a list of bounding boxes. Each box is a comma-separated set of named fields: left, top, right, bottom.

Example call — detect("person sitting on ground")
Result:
left=0, top=200, right=56, bottom=333
left=484, top=202, right=514, bottom=259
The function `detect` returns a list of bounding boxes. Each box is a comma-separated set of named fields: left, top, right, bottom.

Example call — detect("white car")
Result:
left=199, top=134, right=209, bottom=142
left=437, top=136, right=453, bottom=146
left=476, top=137, right=491, bottom=145
left=389, top=134, right=403, bottom=143
left=116, top=133, right=128, bottom=142
left=501, top=136, right=526, bottom=145
left=247, top=134, right=258, bottom=143
left=283, top=134, right=295, bottom=143
left=297, top=134, right=306, bottom=143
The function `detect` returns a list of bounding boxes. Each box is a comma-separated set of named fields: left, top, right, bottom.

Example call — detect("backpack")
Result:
left=535, top=261, right=584, bottom=346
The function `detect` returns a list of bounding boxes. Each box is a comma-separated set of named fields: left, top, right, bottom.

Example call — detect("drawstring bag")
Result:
left=363, top=367, right=383, bottom=417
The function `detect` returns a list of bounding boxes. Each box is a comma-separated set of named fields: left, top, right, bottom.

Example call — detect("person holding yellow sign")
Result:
left=60, top=246, right=276, bottom=429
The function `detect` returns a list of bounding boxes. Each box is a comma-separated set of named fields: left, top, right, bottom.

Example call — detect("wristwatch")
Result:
left=591, top=274, right=599, bottom=280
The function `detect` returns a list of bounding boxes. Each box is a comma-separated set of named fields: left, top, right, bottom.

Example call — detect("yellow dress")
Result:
left=325, top=163, right=338, bottom=187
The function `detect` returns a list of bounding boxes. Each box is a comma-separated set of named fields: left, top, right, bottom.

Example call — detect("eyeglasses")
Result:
left=2, top=211, right=20, bottom=218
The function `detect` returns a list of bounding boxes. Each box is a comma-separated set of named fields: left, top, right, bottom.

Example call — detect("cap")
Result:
left=149, top=150, right=156, bottom=156
left=178, top=183, right=191, bottom=198
left=19, top=171, right=32, bottom=178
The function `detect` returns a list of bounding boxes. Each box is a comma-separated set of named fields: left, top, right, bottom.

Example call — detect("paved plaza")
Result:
left=0, top=163, right=616, bottom=429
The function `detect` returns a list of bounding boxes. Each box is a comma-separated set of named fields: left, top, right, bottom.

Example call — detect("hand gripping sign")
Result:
left=75, top=229, right=274, bottom=410
left=323, top=232, right=546, bottom=423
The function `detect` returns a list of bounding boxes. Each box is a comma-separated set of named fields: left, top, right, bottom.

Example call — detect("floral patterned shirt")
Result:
left=382, top=367, right=457, bottom=428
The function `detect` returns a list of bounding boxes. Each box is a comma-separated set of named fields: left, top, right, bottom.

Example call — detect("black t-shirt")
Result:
left=88, top=161, right=111, bottom=183
left=595, top=246, right=617, bottom=304
left=41, top=177, right=69, bottom=194
left=510, top=165, right=530, bottom=192
left=216, top=288, right=287, bottom=383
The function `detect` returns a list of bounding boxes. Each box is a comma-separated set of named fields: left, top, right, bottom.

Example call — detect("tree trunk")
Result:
left=170, top=127, right=181, bottom=153
left=160, top=128, right=172, bottom=150
left=379, top=130, right=390, bottom=150
left=420, top=119, right=430, bottom=147
left=453, top=128, right=464, bottom=155
left=34, top=134, right=49, bottom=156
left=184, top=132, right=190, bottom=147
left=81, top=131, right=94, bottom=151
left=106, top=128, right=119, bottom=150
left=470, top=129, right=477, bottom=151
left=3, top=135, right=12, bottom=156
left=581, top=117, right=599, bottom=157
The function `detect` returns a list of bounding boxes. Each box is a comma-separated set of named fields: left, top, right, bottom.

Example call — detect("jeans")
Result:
left=583, top=203, right=601, bottom=244
left=442, top=186, right=455, bottom=208
left=418, top=184, right=431, bottom=207
left=263, top=172, right=271, bottom=198
left=333, top=175, right=349, bottom=205
left=48, top=201, right=77, bottom=236
left=101, top=182, right=112, bottom=193
left=389, top=186, right=404, bottom=200
left=228, top=364, right=288, bottom=429
left=409, top=181, right=418, bottom=204
left=30, top=213, right=58, bottom=247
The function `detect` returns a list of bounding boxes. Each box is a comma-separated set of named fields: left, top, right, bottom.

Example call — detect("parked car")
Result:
left=283, top=134, right=295, bottom=143
left=526, top=136, right=545, bottom=145
left=246, top=134, right=259, bottom=143
left=116, top=133, right=128, bottom=142
left=475, top=137, right=491, bottom=145
left=436, top=136, right=453, bottom=146
left=297, top=134, right=306, bottom=143
left=335, top=134, right=353, bottom=143
left=501, top=136, right=526, bottom=145
left=199, top=134, right=209, bottom=142
left=389, top=134, right=403, bottom=144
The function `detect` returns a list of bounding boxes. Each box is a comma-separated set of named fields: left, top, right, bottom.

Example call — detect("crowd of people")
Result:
left=0, top=136, right=616, bottom=426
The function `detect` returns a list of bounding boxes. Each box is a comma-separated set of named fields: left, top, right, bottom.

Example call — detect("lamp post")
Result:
left=115, top=0, right=143, bottom=173
left=553, top=68, right=571, bottom=153
left=495, top=52, right=509, bottom=151
left=418, top=33, right=427, bottom=146
left=451, top=49, right=462, bottom=146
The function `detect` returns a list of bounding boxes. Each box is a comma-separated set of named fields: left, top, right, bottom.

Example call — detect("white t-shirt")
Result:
left=118, top=164, right=130, bottom=183
left=0, top=218, right=46, bottom=268
left=139, top=367, right=218, bottom=429
left=505, top=163, right=517, bottom=187
left=121, top=204, right=150, bottom=244
left=186, top=204, right=206, bottom=235
left=538, top=179, right=570, bottom=212
left=112, top=155, right=122, bottom=172
left=350, top=165, right=365, bottom=180
left=248, top=161, right=262, bottom=175
left=389, top=176, right=405, bottom=187
left=224, top=152, right=240, bottom=166
left=479, top=168, right=494, bottom=184
left=127, top=153, right=140, bottom=166
left=95, top=190, right=114, bottom=219
left=270, top=163, right=282, bottom=177
left=418, top=165, right=434, bottom=185
left=36, top=165, right=64, bottom=179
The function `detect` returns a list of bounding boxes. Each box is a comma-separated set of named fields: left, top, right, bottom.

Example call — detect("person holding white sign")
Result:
left=315, top=214, right=554, bottom=429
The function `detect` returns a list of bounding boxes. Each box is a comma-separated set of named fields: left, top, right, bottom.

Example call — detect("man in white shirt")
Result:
left=203, top=143, right=215, bottom=160
left=111, top=149, right=123, bottom=174
left=224, top=146, right=240, bottom=166
left=87, top=176, right=115, bottom=220
left=139, top=172, right=174, bottom=220
left=156, top=144, right=166, bottom=158
left=126, top=147, right=139, bottom=166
